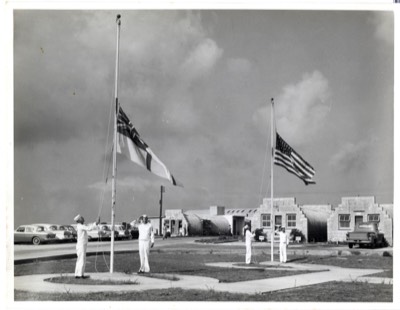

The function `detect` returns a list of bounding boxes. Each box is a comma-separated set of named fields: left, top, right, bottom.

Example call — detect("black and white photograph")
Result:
left=4, top=1, right=398, bottom=309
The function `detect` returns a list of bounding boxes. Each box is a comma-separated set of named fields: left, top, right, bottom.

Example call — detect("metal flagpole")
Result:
left=270, top=98, right=275, bottom=262
left=111, top=14, right=121, bottom=274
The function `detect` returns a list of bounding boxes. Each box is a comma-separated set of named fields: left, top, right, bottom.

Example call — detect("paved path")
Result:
left=14, top=261, right=391, bottom=295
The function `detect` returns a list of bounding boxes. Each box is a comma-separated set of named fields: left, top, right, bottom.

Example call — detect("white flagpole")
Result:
left=111, top=14, right=121, bottom=274
left=270, top=98, right=275, bottom=262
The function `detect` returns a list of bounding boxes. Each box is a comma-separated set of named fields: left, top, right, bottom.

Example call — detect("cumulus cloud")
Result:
left=179, top=38, right=223, bottom=82
left=253, top=70, right=331, bottom=144
left=118, top=12, right=223, bottom=130
left=329, top=137, right=377, bottom=172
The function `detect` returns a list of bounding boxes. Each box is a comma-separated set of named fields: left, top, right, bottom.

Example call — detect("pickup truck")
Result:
left=346, top=222, right=384, bottom=249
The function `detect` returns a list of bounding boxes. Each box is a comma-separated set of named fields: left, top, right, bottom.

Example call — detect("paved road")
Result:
left=14, top=237, right=392, bottom=263
left=13, top=237, right=200, bottom=261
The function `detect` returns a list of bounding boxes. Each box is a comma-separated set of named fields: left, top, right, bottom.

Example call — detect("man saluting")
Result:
left=74, top=214, right=100, bottom=278
left=138, top=214, right=154, bottom=273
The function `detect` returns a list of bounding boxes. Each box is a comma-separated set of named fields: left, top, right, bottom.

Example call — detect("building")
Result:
left=160, top=196, right=393, bottom=246
left=327, top=196, right=393, bottom=246
left=252, top=197, right=331, bottom=242
left=162, top=206, right=257, bottom=237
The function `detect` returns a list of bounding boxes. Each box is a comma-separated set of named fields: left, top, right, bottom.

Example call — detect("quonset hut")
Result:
left=163, top=206, right=254, bottom=237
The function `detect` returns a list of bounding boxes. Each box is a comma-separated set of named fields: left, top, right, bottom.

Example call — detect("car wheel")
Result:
left=348, top=243, right=353, bottom=249
left=32, top=236, right=41, bottom=245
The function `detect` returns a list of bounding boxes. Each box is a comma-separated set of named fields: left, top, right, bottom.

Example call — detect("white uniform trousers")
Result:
left=245, top=242, right=252, bottom=264
left=75, top=243, right=87, bottom=276
left=279, top=243, right=287, bottom=263
left=139, top=239, right=151, bottom=272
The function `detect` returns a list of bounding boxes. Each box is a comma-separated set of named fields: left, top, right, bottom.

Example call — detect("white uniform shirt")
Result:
left=76, top=222, right=97, bottom=247
left=278, top=231, right=289, bottom=245
left=245, top=230, right=255, bottom=244
left=138, top=222, right=155, bottom=242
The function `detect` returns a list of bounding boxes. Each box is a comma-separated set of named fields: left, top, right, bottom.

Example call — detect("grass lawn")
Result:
left=15, top=282, right=392, bottom=302
left=14, top=247, right=393, bottom=301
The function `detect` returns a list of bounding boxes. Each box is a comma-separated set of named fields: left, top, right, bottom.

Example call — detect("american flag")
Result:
left=117, top=107, right=182, bottom=186
left=274, top=133, right=316, bottom=185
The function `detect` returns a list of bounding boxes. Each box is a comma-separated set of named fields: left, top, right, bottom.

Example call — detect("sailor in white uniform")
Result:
left=138, top=214, right=155, bottom=273
left=244, top=225, right=255, bottom=264
left=276, top=226, right=290, bottom=263
left=74, top=214, right=100, bottom=278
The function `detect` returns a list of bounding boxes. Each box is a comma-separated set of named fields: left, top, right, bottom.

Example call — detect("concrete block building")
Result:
left=159, top=196, right=392, bottom=246
left=327, top=196, right=393, bottom=246
left=254, top=197, right=331, bottom=242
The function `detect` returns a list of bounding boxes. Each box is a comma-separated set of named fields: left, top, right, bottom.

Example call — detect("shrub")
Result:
left=290, top=229, right=305, bottom=243
left=382, top=251, right=392, bottom=257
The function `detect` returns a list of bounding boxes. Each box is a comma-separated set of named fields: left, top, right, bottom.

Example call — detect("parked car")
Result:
left=14, top=224, right=56, bottom=245
left=254, top=228, right=267, bottom=242
left=32, top=223, right=74, bottom=242
left=71, top=223, right=100, bottom=241
left=130, top=226, right=139, bottom=239
left=114, top=224, right=130, bottom=240
left=98, top=224, right=115, bottom=241
left=58, top=225, right=77, bottom=241
left=346, top=222, right=385, bottom=249
left=87, top=225, right=100, bottom=241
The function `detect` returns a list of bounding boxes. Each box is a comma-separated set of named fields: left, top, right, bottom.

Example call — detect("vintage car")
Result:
left=14, top=224, right=57, bottom=245
left=58, top=225, right=77, bottom=241
left=98, top=224, right=116, bottom=241
left=130, top=226, right=139, bottom=239
left=114, top=224, right=130, bottom=240
left=71, top=223, right=101, bottom=241
left=346, top=222, right=385, bottom=248
left=32, top=223, right=74, bottom=242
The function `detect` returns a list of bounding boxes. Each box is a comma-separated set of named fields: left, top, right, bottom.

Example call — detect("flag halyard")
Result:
left=274, top=133, right=316, bottom=185
left=117, top=107, right=182, bottom=187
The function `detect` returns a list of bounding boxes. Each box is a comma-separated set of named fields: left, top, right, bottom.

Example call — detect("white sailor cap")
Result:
left=74, top=214, right=83, bottom=222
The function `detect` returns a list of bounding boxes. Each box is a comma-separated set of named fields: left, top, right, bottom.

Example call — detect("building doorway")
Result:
left=355, top=215, right=363, bottom=227
left=275, top=215, right=282, bottom=230
left=232, top=216, right=245, bottom=236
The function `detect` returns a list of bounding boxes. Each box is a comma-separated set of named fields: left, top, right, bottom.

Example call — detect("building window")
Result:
left=287, top=214, right=296, bottom=227
left=261, top=214, right=271, bottom=227
left=339, top=214, right=350, bottom=229
left=367, top=214, right=380, bottom=222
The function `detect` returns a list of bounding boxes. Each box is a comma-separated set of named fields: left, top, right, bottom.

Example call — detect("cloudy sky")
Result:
left=12, top=9, right=394, bottom=227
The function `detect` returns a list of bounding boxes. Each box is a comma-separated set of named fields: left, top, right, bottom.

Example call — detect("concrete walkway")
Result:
left=14, top=260, right=391, bottom=295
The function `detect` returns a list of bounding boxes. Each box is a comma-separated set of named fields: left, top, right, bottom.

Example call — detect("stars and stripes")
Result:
left=274, top=132, right=316, bottom=185
left=116, top=107, right=182, bottom=186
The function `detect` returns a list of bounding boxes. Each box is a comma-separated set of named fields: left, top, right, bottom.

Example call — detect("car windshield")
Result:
left=36, top=226, right=44, bottom=232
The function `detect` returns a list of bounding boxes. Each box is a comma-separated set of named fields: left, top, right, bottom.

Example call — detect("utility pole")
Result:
left=159, top=185, right=165, bottom=236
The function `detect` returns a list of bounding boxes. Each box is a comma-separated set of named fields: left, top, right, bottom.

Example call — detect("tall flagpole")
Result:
left=111, top=14, right=121, bottom=274
left=270, top=98, right=275, bottom=262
